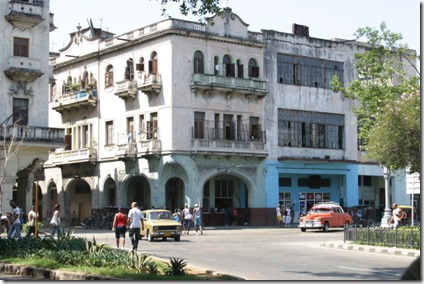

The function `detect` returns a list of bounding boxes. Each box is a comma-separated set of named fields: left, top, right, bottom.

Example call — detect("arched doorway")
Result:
left=69, top=179, right=92, bottom=225
left=103, top=177, right=116, bottom=207
left=32, top=182, right=43, bottom=221
left=165, top=177, right=184, bottom=211
left=126, top=176, right=151, bottom=210
left=202, top=173, right=249, bottom=226
left=46, top=182, right=58, bottom=223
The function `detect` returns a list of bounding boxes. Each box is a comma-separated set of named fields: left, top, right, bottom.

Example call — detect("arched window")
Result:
left=193, top=50, right=204, bottom=74
left=64, top=76, right=72, bottom=94
left=105, top=65, right=114, bottom=87
left=82, top=71, right=89, bottom=89
left=236, top=59, right=243, bottom=78
left=214, top=56, right=220, bottom=75
left=136, top=57, right=145, bottom=72
left=248, top=58, right=259, bottom=78
left=125, top=58, right=134, bottom=80
left=223, top=54, right=234, bottom=77
left=149, top=52, right=158, bottom=74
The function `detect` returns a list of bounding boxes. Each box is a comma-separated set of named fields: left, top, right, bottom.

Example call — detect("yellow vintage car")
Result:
left=141, top=209, right=182, bottom=242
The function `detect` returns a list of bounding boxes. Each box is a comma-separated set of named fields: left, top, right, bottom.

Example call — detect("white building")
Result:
left=0, top=0, right=63, bottom=219
left=44, top=8, right=267, bottom=226
left=41, top=7, right=416, bottom=226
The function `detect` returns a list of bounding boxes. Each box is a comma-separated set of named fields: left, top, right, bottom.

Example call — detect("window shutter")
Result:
left=136, top=63, right=144, bottom=71
left=124, top=67, right=130, bottom=80
left=237, top=64, right=243, bottom=78
left=147, top=121, right=152, bottom=140
left=105, top=73, right=109, bottom=87
left=230, top=64, right=235, bottom=77
left=148, top=61, right=153, bottom=73
left=65, top=135, right=72, bottom=150
left=152, top=59, right=158, bottom=74
left=251, top=66, right=259, bottom=78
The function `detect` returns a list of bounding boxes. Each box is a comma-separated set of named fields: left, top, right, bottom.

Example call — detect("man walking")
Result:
left=127, top=202, right=144, bottom=251
left=26, top=205, right=37, bottom=237
left=193, top=201, right=203, bottom=235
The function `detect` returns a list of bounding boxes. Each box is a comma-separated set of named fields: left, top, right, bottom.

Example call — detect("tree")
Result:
left=332, top=22, right=420, bottom=172
left=160, top=0, right=221, bottom=18
left=366, top=92, right=420, bottom=173
left=0, top=111, right=28, bottom=215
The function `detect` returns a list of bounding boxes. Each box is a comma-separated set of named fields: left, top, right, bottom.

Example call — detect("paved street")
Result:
left=71, top=226, right=417, bottom=281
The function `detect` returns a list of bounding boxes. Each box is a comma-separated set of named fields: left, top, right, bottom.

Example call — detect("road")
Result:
left=72, top=226, right=416, bottom=281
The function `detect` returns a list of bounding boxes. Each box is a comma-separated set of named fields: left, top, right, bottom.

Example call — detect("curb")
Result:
left=320, top=242, right=420, bottom=258
left=0, top=262, right=119, bottom=280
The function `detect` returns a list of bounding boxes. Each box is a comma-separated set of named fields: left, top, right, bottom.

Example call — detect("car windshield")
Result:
left=310, top=207, right=331, bottom=213
left=149, top=211, right=172, bottom=220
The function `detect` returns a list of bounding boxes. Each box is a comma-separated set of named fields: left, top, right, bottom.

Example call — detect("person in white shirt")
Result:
left=127, top=202, right=144, bottom=251
left=276, top=205, right=282, bottom=227
left=193, top=202, right=203, bottom=235
left=392, top=203, right=404, bottom=228
left=8, top=201, right=22, bottom=239
left=285, top=206, right=292, bottom=225
left=26, top=205, right=37, bottom=237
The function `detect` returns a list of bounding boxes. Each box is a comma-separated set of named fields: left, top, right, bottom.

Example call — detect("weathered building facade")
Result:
left=40, top=8, right=415, bottom=226
left=0, top=0, right=63, bottom=220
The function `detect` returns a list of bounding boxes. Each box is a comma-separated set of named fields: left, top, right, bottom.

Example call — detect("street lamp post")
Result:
left=380, top=166, right=392, bottom=227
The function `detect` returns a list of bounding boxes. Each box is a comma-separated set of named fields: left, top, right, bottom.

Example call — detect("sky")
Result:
left=49, top=0, right=421, bottom=55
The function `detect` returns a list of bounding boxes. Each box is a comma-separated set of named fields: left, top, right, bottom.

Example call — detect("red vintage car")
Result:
left=298, top=202, right=352, bottom=232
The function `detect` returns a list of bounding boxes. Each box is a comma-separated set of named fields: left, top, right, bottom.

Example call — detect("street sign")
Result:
left=405, top=172, right=420, bottom=194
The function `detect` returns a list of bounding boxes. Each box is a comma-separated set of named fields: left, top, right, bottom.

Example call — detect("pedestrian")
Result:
left=281, top=205, right=286, bottom=227
left=172, top=209, right=181, bottom=222
left=225, top=206, right=233, bottom=226
left=127, top=202, right=144, bottom=251
left=50, top=204, right=61, bottom=238
left=8, top=201, right=22, bottom=239
left=285, top=205, right=292, bottom=225
left=71, top=210, right=77, bottom=226
left=112, top=207, right=127, bottom=249
left=182, top=205, right=193, bottom=235
left=391, top=203, right=405, bottom=228
left=193, top=202, right=203, bottom=235
left=276, top=204, right=282, bottom=227
left=232, top=207, right=238, bottom=226
left=25, top=205, right=37, bottom=237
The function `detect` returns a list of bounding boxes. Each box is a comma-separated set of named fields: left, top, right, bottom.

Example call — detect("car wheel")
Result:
left=300, top=228, right=306, bottom=232
left=323, top=221, right=330, bottom=232
left=174, top=236, right=181, bottom=241
left=162, top=237, right=167, bottom=241
left=344, top=221, right=350, bottom=228
left=147, top=230, right=153, bottom=242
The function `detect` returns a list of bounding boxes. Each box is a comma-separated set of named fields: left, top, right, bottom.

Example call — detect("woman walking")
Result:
left=50, top=204, right=61, bottom=238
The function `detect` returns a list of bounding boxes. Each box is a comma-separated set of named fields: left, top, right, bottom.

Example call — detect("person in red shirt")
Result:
left=112, top=207, right=127, bottom=248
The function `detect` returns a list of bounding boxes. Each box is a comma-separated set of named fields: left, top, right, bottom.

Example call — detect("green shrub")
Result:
left=165, top=257, right=187, bottom=276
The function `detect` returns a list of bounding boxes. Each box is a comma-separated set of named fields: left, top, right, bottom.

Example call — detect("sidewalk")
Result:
left=320, top=240, right=420, bottom=258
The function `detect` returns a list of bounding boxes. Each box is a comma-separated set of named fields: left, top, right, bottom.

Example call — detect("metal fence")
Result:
left=344, top=226, right=420, bottom=249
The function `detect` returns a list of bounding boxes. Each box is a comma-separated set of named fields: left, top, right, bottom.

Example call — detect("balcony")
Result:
left=115, top=80, right=138, bottom=100
left=5, top=56, right=43, bottom=83
left=137, top=139, right=162, bottom=156
left=52, top=90, right=97, bottom=114
left=47, top=147, right=97, bottom=165
left=5, top=1, right=45, bottom=30
left=191, top=126, right=267, bottom=157
left=138, top=73, right=161, bottom=96
left=191, top=74, right=267, bottom=99
left=0, top=125, right=64, bottom=145
left=116, top=141, right=137, bottom=159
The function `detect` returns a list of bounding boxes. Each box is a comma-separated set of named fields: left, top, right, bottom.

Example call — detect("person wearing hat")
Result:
left=193, top=200, right=203, bottom=235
